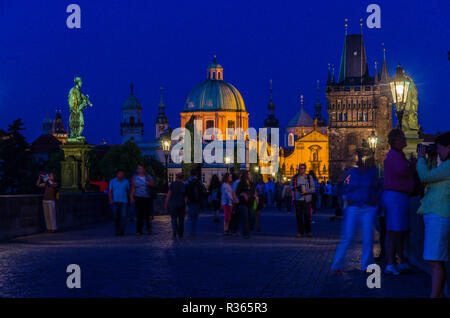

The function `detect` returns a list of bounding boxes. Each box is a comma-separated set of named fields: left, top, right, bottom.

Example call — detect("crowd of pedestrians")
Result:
left=35, top=129, right=449, bottom=298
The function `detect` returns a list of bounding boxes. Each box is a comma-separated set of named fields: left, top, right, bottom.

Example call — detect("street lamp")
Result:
left=368, top=130, right=378, bottom=153
left=390, top=64, right=411, bottom=130
left=224, top=156, right=231, bottom=172
left=161, top=137, right=171, bottom=191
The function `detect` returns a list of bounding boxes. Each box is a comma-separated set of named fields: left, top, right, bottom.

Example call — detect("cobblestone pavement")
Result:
left=0, top=208, right=430, bottom=297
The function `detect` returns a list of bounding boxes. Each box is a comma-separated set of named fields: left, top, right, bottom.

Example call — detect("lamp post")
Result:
left=161, top=138, right=171, bottom=192
left=368, top=130, right=378, bottom=155
left=390, top=64, right=411, bottom=130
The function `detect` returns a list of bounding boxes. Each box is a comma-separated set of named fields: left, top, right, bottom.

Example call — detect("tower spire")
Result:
left=374, top=60, right=379, bottom=84
left=263, top=79, right=279, bottom=128
left=130, top=83, right=134, bottom=95
left=360, top=18, right=363, bottom=34
left=380, top=43, right=390, bottom=84
left=327, top=63, right=331, bottom=84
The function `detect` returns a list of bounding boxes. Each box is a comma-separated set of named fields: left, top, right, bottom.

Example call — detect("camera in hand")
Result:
left=40, top=173, right=49, bottom=183
left=418, top=143, right=437, bottom=158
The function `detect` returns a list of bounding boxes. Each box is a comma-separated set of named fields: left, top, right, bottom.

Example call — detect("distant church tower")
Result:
left=326, top=25, right=392, bottom=181
left=155, top=87, right=169, bottom=139
left=52, top=110, right=68, bottom=144
left=121, top=84, right=143, bottom=143
left=263, top=80, right=279, bottom=143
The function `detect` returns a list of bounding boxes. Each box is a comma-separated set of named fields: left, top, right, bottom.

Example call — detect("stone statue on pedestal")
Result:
left=60, top=76, right=94, bottom=193
left=68, top=77, right=92, bottom=141
left=402, top=74, right=420, bottom=132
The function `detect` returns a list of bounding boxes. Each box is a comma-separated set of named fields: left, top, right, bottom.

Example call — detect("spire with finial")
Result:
left=360, top=18, right=363, bottom=34
left=345, top=18, right=348, bottom=35
left=300, top=94, right=304, bottom=109
left=264, top=79, right=279, bottom=128
left=380, top=43, right=390, bottom=84
left=315, top=80, right=323, bottom=125
left=156, top=86, right=168, bottom=128
left=327, top=63, right=331, bottom=84
left=374, top=60, right=379, bottom=84
left=332, top=64, right=336, bottom=83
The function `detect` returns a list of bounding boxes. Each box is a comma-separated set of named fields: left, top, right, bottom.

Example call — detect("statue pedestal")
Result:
left=60, top=140, right=94, bottom=193
left=404, top=130, right=423, bottom=160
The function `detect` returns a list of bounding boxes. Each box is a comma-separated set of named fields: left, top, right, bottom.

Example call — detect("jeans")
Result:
left=135, top=196, right=152, bottom=234
left=331, top=205, right=377, bottom=271
left=239, top=204, right=250, bottom=237
left=187, top=203, right=201, bottom=236
left=171, top=206, right=185, bottom=237
left=230, top=204, right=240, bottom=233
left=294, top=200, right=311, bottom=235
left=43, top=200, right=57, bottom=231
left=112, top=202, right=127, bottom=235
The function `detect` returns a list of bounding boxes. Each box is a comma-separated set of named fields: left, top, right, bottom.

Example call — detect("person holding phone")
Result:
left=290, top=164, right=315, bottom=238
left=36, top=172, right=59, bottom=233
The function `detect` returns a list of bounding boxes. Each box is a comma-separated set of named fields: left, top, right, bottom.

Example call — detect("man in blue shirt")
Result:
left=109, top=169, right=130, bottom=236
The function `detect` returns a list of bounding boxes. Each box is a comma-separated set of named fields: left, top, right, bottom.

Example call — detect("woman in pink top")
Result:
left=382, top=128, right=415, bottom=276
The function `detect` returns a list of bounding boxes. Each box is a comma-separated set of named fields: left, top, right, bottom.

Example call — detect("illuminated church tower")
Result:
left=326, top=22, right=392, bottom=180
left=121, top=84, right=144, bottom=143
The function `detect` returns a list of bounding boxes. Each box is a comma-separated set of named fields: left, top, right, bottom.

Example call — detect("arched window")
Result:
left=212, top=72, right=216, bottom=80
left=218, top=72, right=221, bottom=80
left=343, top=112, right=347, bottom=121
left=338, top=113, right=342, bottom=121
left=363, top=112, right=367, bottom=121
left=358, top=112, right=363, bottom=121
left=288, top=133, right=294, bottom=147
left=206, top=120, right=214, bottom=130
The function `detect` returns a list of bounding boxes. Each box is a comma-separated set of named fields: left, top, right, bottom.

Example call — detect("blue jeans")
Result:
left=331, top=205, right=377, bottom=271
left=112, top=202, right=127, bottom=235
left=187, top=203, right=201, bottom=236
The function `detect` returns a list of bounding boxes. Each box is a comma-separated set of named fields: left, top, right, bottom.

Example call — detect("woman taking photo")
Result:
left=417, top=132, right=450, bottom=298
left=383, top=128, right=415, bottom=275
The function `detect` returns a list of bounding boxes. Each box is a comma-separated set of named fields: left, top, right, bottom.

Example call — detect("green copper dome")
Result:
left=122, top=84, right=142, bottom=109
left=184, top=80, right=245, bottom=112
left=184, top=57, right=245, bottom=112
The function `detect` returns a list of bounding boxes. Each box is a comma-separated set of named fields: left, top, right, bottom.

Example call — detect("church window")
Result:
left=288, top=133, right=294, bottom=147
left=338, top=113, right=342, bottom=121
left=343, top=113, right=347, bottom=121
left=227, top=120, right=235, bottom=129
left=359, top=112, right=363, bottom=121
left=363, top=112, right=367, bottom=121
left=213, top=72, right=216, bottom=80
left=218, top=72, right=221, bottom=80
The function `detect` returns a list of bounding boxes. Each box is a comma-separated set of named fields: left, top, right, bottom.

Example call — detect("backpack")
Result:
left=187, top=178, right=203, bottom=203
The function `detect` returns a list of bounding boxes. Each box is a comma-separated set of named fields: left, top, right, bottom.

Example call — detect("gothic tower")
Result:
left=326, top=29, right=392, bottom=181
left=121, top=84, right=143, bottom=144
left=155, top=87, right=169, bottom=139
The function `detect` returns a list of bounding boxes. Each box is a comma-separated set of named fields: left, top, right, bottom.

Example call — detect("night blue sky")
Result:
left=0, top=0, right=448, bottom=145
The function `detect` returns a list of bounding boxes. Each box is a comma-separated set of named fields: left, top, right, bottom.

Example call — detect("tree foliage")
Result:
left=0, top=119, right=31, bottom=193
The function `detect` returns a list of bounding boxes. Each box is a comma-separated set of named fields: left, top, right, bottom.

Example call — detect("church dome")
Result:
left=183, top=57, right=246, bottom=112
left=286, top=95, right=314, bottom=127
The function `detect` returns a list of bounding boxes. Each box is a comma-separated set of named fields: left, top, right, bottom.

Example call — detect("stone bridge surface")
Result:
left=0, top=209, right=429, bottom=297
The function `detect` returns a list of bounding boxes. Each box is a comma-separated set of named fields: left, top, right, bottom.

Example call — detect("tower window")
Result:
left=338, top=113, right=342, bottom=121
left=359, top=112, right=363, bottom=121
left=288, top=133, right=294, bottom=147
left=343, top=113, right=347, bottom=121
left=218, top=72, right=221, bottom=80
left=363, top=112, right=368, bottom=121
left=227, top=120, right=235, bottom=129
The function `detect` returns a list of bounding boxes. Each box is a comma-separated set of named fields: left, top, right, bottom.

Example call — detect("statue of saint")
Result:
left=68, top=77, right=92, bottom=139
left=402, top=74, right=420, bottom=132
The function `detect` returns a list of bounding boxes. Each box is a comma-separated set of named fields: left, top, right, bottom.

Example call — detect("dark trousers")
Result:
left=171, top=206, right=185, bottom=237
left=378, top=216, right=387, bottom=259
left=135, top=196, right=152, bottom=234
left=230, top=204, right=240, bottom=233
left=239, top=204, right=250, bottom=237
left=285, top=196, right=292, bottom=212
left=112, top=202, right=127, bottom=236
left=294, top=200, right=311, bottom=235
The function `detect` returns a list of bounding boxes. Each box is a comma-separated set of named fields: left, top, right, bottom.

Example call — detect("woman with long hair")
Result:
left=236, top=171, right=253, bottom=239
left=209, top=174, right=221, bottom=223
left=220, top=173, right=235, bottom=235
left=417, top=132, right=450, bottom=298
